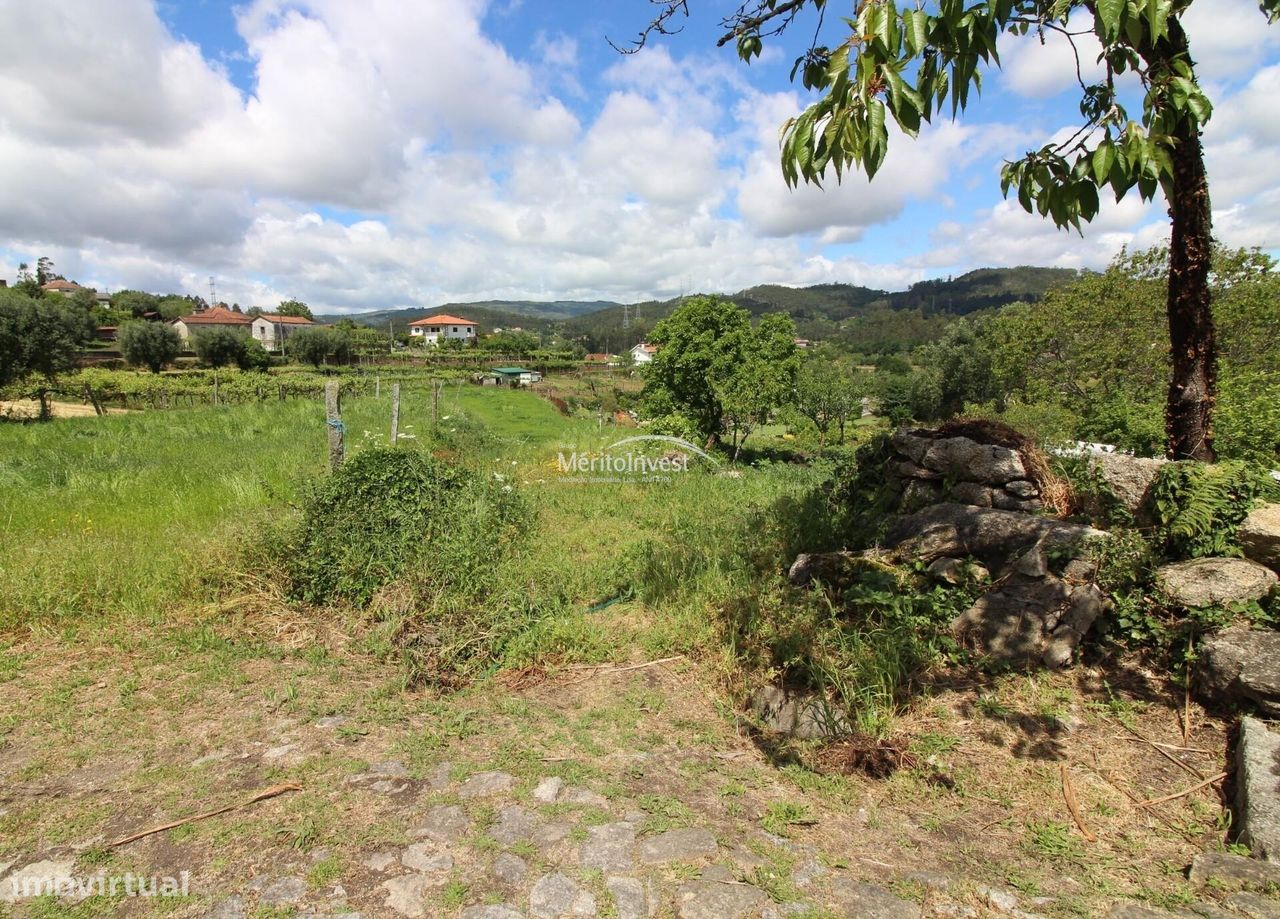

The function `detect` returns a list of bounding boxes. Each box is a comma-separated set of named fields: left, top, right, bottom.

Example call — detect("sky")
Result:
left=0, top=0, right=1276, bottom=313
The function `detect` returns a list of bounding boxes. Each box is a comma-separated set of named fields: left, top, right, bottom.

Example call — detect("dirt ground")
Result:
left=0, top=608, right=1253, bottom=919
left=0, top=399, right=127, bottom=419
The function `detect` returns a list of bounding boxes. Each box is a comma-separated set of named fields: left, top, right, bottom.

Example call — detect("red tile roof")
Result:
left=41, top=279, right=81, bottom=291
left=177, top=307, right=252, bottom=325
left=409, top=314, right=475, bottom=327
left=256, top=313, right=313, bottom=325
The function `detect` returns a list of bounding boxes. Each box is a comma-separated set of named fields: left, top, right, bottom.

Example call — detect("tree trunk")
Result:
left=1158, top=22, right=1217, bottom=461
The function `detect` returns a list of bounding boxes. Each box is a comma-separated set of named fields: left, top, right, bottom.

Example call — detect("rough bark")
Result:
left=1155, top=20, right=1217, bottom=461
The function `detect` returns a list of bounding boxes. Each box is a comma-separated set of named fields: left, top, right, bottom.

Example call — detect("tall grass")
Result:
left=0, top=388, right=509, bottom=633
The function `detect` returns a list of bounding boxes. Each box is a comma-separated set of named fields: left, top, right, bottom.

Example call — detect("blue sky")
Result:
left=0, top=0, right=1276, bottom=312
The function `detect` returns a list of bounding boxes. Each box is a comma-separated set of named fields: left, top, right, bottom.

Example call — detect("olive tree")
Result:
left=624, top=0, right=1279, bottom=460
left=0, top=289, right=95, bottom=418
left=193, top=328, right=247, bottom=369
left=119, top=321, right=181, bottom=374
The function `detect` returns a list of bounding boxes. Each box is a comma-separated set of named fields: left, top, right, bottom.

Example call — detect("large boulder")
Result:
left=1234, top=716, right=1280, bottom=862
left=1087, top=453, right=1167, bottom=517
left=1241, top=504, right=1280, bottom=571
left=918, top=435, right=1027, bottom=484
left=952, top=574, right=1109, bottom=668
left=882, top=505, right=1109, bottom=668
left=1155, top=558, right=1278, bottom=609
left=883, top=503, right=1105, bottom=569
left=1198, top=625, right=1280, bottom=716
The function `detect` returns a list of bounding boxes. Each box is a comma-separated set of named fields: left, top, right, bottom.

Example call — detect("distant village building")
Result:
left=489, top=366, right=542, bottom=386
left=38, top=279, right=111, bottom=306
left=408, top=314, right=477, bottom=344
left=793, top=338, right=812, bottom=349
left=40, top=279, right=82, bottom=297
left=170, top=307, right=252, bottom=342
left=251, top=313, right=314, bottom=351
left=630, top=343, right=658, bottom=364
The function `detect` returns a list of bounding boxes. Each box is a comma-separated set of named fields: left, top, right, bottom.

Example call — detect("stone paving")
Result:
left=151, top=761, right=1280, bottom=919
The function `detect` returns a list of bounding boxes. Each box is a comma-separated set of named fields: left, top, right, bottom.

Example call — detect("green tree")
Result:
left=287, top=326, right=350, bottom=368
left=277, top=299, right=314, bottom=320
left=193, top=328, right=248, bottom=369
left=794, top=357, right=863, bottom=444
left=118, top=321, right=181, bottom=374
left=630, top=0, right=1280, bottom=460
left=13, top=263, right=40, bottom=298
left=35, top=256, right=59, bottom=287
left=986, top=245, right=1280, bottom=460
left=157, top=297, right=192, bottom=321
left=0, top=289, right=94, bottom=418
left=111, top=290, right=160, bottom=318
left=237, top=339, right=273, bottom=372
left=917, top=320, right=999, bottom=418
left=643, top=296, right=798, bottom=448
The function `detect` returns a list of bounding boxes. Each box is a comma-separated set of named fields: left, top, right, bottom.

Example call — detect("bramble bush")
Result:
left=279, top=446, right=530, bottom=608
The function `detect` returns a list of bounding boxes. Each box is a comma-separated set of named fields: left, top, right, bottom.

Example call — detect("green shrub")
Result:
left=1150, top=460, right=1280, bottom=559
left=823, top=433, right=898, bottom=548
left=237, top=339, right=274, bottom=372
left=1216, top=367, right=1280, bottom=467
left=640, top=412, right=701, bottom=442
left=282, top=447, right=528, bottom=607
left=193, top=328, right=247, bottom=369
left=740, top=563, right=973, bottom=736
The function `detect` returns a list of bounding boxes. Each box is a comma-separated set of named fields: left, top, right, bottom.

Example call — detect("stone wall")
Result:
left=888, top=430, right=1042, bottom=513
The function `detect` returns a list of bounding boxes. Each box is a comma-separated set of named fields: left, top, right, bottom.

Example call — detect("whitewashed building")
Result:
left=408, top=314, right=477, bottom=344
left=251, top=313, right=314, bottom=351
left=630, top=342, right=658, bottom=364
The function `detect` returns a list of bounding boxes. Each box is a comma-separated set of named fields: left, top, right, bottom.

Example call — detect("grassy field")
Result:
left=0, top=377, right=1242, bottom=919
left=0, top=378, right=811, bottom=647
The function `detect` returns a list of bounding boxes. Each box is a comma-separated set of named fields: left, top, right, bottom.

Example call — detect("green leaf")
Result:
left=1077, top=181, right=1100, bottom=220
left=904, top=9, right=929, bottom=55
left=1092, top=143, right=1115, bottom=184
left=1146, top=0, right=1165, bottom=42
left=1097, top=0, right=1125, bottom=38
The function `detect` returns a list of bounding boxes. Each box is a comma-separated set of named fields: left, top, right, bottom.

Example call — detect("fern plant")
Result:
left=1150, top=460, right=1279, bottom=560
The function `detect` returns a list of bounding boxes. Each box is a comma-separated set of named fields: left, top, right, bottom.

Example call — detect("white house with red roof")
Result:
left=630, top=342, right=658, bottom=364
left=251, top=313, right=314, bottom=351
left=170, top=306, right=253, bottom=341
left=408, top=313, right=476, bottom=345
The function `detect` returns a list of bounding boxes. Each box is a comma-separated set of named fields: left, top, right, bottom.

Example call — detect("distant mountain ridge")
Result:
left=315, top=299, right=618, bottom=333
left=319, top=266, right=1081, bottom=352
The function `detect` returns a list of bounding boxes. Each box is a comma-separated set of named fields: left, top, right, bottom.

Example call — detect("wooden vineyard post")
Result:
left=376, top=376, right=381, bottom=398
left=325, top=380, right=344, bottom=471
left=279, top=383, right=286, bottom=402
left=83, top=384, right=105, bottom=417
left=390, top=383, right=400, bottom=445
left=432, top=380, right=440, bottom=428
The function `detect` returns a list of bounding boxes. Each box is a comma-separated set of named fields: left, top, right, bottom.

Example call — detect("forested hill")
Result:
left=319, top=266, right=1080, bottom=353
left=874, top=267, right=1080, bottom=315
left=561, top=266, right=1081, bottom=353
left=316, top=300, right=615, bottom=334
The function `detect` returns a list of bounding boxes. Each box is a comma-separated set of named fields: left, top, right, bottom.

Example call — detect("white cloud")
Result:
left=997, top=21, right=1106, bottom=99
left=0, top=0, right=1273, bottom=313
left=1183, top=0, right=1280, bottom=81
left=734, top=92, right=1025, bottom=241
